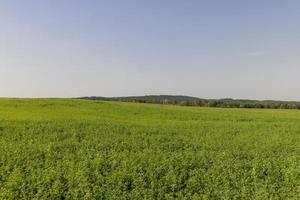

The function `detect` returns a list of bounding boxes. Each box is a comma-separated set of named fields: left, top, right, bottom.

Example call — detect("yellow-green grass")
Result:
left=0, top=99, right=300, bottom=199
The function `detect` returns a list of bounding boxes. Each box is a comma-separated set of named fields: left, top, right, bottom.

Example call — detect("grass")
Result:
left=0, top=98, right=300, bottom=199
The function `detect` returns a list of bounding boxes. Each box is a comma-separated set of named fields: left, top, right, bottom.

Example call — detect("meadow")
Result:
left=0, top=99, right=300, bottom=199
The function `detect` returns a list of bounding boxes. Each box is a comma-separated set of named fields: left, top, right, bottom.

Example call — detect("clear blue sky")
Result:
left=1, top=1, right=300, bottom=100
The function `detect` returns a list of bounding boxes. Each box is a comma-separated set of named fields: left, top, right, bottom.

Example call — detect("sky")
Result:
left=0, top=0, right=300, bottom=100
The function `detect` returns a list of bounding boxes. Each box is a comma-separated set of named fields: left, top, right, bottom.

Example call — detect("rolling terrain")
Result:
left=1, top=99, right=300, bottom=199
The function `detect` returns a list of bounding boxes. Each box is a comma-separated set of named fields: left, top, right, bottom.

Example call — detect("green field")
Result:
left=1, top=99, right=300, bottom=199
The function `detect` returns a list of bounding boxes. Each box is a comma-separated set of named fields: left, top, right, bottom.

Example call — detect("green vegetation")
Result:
left=82, top=95, right=300, bottom=109
left=1, top=98, right=300, bottom=199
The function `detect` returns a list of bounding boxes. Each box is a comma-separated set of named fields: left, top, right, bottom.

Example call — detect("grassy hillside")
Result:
left=1, top=99, right=300, bottom=199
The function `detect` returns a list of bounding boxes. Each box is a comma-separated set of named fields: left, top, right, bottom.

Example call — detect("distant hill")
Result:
left=80, top=95, right=300, bottom=110
left=81, top=95, right=200, bottom=102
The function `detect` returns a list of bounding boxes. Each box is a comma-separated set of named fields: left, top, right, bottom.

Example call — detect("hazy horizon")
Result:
left=1, top=1, right=300, bottom=101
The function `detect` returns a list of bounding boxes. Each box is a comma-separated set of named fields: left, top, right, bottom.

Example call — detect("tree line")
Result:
left=80, top=95, right=300, bottom=110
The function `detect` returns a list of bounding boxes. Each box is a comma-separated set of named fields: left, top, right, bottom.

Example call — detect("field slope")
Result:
left=0, top=99, right=300, bottom=199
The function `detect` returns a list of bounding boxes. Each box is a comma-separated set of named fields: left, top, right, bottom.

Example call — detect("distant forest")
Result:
left=80, top=95, right=300, bottom=110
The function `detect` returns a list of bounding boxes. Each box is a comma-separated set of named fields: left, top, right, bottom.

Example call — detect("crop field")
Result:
left=0, top=99, right=300, bottom=199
